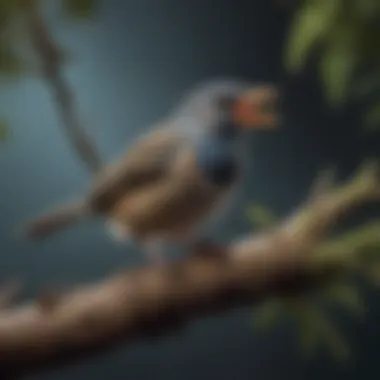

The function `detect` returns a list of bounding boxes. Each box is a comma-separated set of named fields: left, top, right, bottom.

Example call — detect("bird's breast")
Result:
left=194, top=139, right=239, bottom=186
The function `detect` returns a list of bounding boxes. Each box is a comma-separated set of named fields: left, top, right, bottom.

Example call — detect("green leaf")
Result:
left=253, top=297, right=351, bottom=362
left=324, top=283, right=365, bottom=316
left=314, top=310, right=350, bottom=362
left=291, top=305, right=320, bottom=355
left=284, top=0, right=342, bottom=72
left=319, top=39, right=359, bottom=106
left=285, top=300, right=350, bottom=362
left=62, top=0, right=97, bottom=19
left=364, top=101, right=380, bottom=130
left=253, top=299, right=282, bottom=331
left=298, top=320, right=319, bottom=355
left=246, top=204, right=277, bottom=230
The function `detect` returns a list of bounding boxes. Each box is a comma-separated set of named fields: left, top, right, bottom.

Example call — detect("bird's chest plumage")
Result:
left=194, top=137, right=239, bottom=186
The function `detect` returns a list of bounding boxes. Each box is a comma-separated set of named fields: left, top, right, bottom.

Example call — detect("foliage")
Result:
left=247, top=199, right=380, bottom=362
left=284, top=0, right=380, bottom=129
left=254, top=295, right=351, bottom=361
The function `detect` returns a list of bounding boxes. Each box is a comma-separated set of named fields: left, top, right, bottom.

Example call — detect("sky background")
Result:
left=0, top=0, right=379, bottom=379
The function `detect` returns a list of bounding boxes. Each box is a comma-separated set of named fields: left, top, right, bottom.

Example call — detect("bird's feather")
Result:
left=88, top=126, right=187, bottom=213
left=108, top=147, right=237, bottom=240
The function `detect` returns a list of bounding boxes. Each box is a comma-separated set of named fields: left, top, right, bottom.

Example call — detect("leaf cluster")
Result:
left=285, top=0, right=380, bottom=129
left=246, top=196, right=380, bottom=362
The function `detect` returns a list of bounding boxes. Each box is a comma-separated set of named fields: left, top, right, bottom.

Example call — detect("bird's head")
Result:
left=215, top=83, right=280, bottom=134
left=171, top=79, right=281, bottom=141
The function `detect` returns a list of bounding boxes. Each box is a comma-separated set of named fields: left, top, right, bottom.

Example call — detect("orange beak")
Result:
left=232, top=84, right=280, bottom=130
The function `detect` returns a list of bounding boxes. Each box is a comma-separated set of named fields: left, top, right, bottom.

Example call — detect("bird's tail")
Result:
left=21, top=200, right=90, bottom=240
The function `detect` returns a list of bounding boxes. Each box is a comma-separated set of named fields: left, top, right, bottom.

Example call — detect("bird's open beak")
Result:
left=232, top=84, right=280, bottom=130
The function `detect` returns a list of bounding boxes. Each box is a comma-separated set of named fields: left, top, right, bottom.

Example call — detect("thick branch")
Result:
left=24, top=0, right=102, bottom=174
left=0, top=163, right=378, bottom=378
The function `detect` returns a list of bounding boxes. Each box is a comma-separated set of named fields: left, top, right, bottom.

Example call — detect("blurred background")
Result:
left=0, top=0, right=379, bottom=379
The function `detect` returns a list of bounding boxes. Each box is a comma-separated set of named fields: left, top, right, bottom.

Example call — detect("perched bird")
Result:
left=22, top=79, right=279, bottom=265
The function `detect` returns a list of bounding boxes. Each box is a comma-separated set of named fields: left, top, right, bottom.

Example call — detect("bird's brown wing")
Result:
left=109, top=147, right=236, bottom=239
left=88, top=127, right=186, bottom=213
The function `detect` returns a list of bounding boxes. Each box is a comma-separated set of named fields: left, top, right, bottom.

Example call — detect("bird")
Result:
left=22, top=79, right=279, bottom=265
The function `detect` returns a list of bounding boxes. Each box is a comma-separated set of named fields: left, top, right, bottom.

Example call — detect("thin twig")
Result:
left=25, top=0, right=102, bottom=174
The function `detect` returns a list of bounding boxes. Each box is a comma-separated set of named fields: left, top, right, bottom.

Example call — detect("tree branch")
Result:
left=0, top=162, right=378, bottom=378
left=24, top=0, right=102, bottom=174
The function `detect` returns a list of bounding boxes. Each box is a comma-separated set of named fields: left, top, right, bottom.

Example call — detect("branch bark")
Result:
left=24, top=0, right=102, bottom=174
left=0, top=162, right=378, bottom=378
